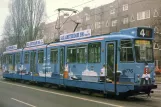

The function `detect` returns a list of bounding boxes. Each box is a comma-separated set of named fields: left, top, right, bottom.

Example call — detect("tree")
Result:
left=3, top=16, right=15, bottom=46
left=3, top=0, right=46, bottom=48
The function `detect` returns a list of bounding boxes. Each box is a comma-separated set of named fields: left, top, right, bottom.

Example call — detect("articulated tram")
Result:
left=2, top=27, right=157, bottom=97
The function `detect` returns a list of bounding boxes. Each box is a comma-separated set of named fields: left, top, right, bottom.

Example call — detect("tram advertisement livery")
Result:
left=2, top=27, right=157, bottom=97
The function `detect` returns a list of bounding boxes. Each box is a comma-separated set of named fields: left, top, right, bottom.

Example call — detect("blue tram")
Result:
left=2, top=27, right=157, bottom=96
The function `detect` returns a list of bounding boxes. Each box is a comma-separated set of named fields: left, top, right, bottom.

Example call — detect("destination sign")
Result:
left=60, top=29, right=91, bottom=41
left=6, top=45, right=17, bottom=51
left=135, top=40, right=151, bottom=45
left=26, top=39, right=44, bottom=47
left=137, top=28, right=153, bottom=38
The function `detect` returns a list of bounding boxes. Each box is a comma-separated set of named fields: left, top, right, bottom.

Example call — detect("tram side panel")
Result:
left=45, top=46, right=60, bottom=85
left=53, top=40, right=106, bottom=90
left=3, top=51, right=22, bottom=79
left=32, top=48, right=46, bottom=82
left=22, top=50, right=32, bottom=81
left=12, top=52, right=22, bottom=79
left=21, top=46, right=46, bottom=82
left=3, top=53, right=13, bottom=78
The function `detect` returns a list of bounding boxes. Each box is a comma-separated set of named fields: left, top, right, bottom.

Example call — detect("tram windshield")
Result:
left=134, top=39, right=153, bottom=62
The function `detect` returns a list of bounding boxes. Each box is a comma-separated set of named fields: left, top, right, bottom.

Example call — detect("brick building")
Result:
left=42, top=0, right=161, bottom=68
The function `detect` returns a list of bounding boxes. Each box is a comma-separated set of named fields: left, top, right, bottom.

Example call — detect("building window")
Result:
left=153, top=9, right=159, bottom=17
left=95, top=22, right=101, bottom=29
left=154, top=26, right=159, bottom=33
left=153, top=43, right=159, bottom=49
left=145, top=10, right=150, bottom=18
left=137, top=10, right=150, bottom=20
left=110, top=9, right=115, bottom=14
left=137, top=12, right=143, bottom=20
left=106, top=20, right=109, bottom=27
left=123, top=17, right=128, bottom=24
left=112, top=20, right=117, bottom=27
left=130, top=14, right=135, bottom=22
left=123, top=4, right=128, bottom=11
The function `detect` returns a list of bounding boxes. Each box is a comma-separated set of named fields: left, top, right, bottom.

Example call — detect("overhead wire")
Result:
left=44, top=0, right=95, bottom=22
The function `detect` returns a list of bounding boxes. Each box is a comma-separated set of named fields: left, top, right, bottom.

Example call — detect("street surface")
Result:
left=0, top=77, right=161, bottom=107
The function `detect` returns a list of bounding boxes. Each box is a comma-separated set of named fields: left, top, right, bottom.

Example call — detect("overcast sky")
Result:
left=0, top=0, right=114, bottom=40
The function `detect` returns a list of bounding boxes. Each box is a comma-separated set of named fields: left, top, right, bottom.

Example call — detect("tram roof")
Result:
left=3, top=49, right=22, bottom=54
left=3, top=27, right=154, bottom=53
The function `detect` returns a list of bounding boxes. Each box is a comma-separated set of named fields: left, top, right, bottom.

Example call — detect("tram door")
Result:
left=13, top=54, right=15, bottom=72
left=30, top=51, right=37, bottom=73
left=106, top=42, right=117, bottom=92
left=59, top=47, right=65, bottom=75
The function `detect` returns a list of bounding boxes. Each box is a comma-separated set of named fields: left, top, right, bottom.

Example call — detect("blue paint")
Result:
left=2, top=27, right=156, bottom=96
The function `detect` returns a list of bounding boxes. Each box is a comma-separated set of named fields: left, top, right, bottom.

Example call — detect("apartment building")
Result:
left=42, top=0, right=161, bottom=68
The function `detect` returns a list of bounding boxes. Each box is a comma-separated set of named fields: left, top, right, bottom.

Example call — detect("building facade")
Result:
left=43, top=0, right=161, bottom=68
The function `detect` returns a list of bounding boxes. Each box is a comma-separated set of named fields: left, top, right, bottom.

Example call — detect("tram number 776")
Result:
left=123, top=69, right=133, bottom=73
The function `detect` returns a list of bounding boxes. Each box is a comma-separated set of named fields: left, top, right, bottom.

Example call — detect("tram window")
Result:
left=5, top=55, right=9, bottom=64
left=120, top=40, right=134, bottom=62
left=24, top=52, right=29, bottom=64
left=50, top=49, right=58, bottom=63
left=38, top=50, right=44, bottom=63
left=3, top=55, right=5, bottom=64
left=88, top=42, right=101, bottom=63
left=134, top=40, right=153, bottom=62
left=15, top=53, right=20, bottom=64
left=5, top=55, right=7, bottom=64
left=77, top=46, right=87, bottom=63
left=67, top=47, right=76, bottom=63
left=9, top=54, right=12, bottom=64
left=4, top=54, right=12, bottom=64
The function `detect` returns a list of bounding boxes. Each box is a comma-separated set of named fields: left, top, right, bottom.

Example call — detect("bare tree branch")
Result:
left=2, top=0, right=46, bottom=48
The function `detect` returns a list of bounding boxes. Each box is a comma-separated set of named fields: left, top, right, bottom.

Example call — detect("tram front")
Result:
left=134, top=39, right=157, bottom=94
left=118, top=27, right=157, bottom=96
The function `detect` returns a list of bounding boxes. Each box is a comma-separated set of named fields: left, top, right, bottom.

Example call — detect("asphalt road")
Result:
left=0, top=78, right=161, bottom=107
